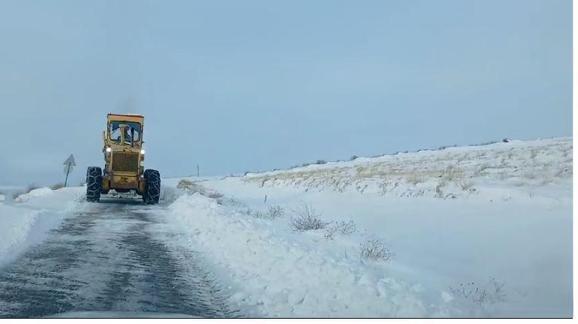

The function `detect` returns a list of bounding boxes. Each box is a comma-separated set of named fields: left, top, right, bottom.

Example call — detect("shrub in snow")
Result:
left=316, top=160, right=327, bottom=165
left=323, top=220, right=357, bottom=240
left=337, top=220, right=357, bottom=235
left=290, top=204, right=328, bottom=231
left=350, top=155, right=359, bottom=161
left=449, top=277, right=506, bottom=306
left=251, top=205, right=285, bottom=220
left=360, top=239, right=393, bottom=262
left=267, top=205, right=284, bottom=219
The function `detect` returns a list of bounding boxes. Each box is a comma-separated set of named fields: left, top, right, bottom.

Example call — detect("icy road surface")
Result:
left=0, top=198, right=235, bottom=318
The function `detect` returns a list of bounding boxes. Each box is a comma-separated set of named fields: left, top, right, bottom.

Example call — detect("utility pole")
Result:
left=63, top=154, right=76, bottom=187
left=196, top=164, right=200, bottom=177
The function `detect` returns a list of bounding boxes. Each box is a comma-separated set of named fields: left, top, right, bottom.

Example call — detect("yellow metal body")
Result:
left=101, top=113, right=146, bottom=194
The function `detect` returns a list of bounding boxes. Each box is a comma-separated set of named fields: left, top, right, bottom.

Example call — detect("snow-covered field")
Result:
left=162, top=137, right=572, bottom=318
left=0, top=137, right=572, bottom=318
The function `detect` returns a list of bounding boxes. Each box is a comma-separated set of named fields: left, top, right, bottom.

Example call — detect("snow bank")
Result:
left=0, top=186, right=85, bottom=267
left=0, top=204, right=42, bottom=264
left=184, top=179, right=572, bottom=317
left=165, top=193, right=433, bottom=317
left=13, top=187, right=54, bottom=203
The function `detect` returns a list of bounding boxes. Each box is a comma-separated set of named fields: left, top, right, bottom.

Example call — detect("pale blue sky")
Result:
left=0, top=0, right=572, bottom=186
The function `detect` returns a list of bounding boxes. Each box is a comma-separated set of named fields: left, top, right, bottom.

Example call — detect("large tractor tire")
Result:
left=143, top=169, right=161, bottom=204
left=86, top=167, right=102, bottom=202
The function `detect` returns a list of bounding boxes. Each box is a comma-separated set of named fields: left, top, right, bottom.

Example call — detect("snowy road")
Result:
left=0, top=198, right=235, bottom=318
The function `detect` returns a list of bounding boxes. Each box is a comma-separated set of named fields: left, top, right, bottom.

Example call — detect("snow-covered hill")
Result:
left=243, top=137, right=572, bottom=199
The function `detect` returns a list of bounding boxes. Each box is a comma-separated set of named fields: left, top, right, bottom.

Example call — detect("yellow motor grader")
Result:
left=86, top=113, right=160, bottom=204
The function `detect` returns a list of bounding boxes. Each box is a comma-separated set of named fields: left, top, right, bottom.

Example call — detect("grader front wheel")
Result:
left=143, top=169, right=161, bottom=204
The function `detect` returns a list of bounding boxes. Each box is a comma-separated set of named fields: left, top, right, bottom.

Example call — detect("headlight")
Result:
left=140, top=149, right=146, bottom=155
left=106, top=147, right=112, bottom=153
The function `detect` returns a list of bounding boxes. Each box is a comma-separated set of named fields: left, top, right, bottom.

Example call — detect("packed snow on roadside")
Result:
left=0, top=187, right=85, bottom=267
left=162, top=137, right=572, bottom=318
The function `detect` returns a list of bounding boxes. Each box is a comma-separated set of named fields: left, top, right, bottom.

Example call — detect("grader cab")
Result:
left=86, top=113, right=161, bottom=204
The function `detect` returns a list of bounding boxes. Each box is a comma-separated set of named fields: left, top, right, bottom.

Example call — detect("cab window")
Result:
left=109, top=121, right=141, bottom=145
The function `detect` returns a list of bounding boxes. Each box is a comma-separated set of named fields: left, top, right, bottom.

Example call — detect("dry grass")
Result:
left=243, top=139, right=571, bottom=197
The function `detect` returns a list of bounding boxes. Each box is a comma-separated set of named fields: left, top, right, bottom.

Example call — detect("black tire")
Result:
left=143, top=169, right=161, bottom=204
left=86, top=167, right=102, bottom=202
